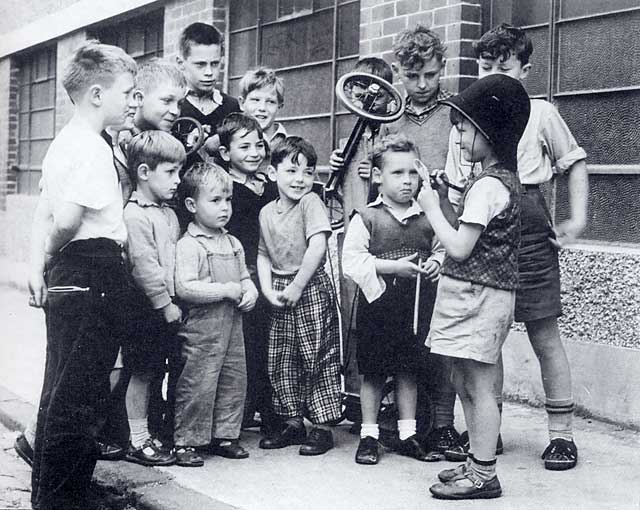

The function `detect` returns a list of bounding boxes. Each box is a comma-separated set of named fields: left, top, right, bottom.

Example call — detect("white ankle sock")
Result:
left=360, top=423, right=379, bottom=440
left=397, top=419, right=416, bottom=441
left=128, top=418, right=150, bottom=448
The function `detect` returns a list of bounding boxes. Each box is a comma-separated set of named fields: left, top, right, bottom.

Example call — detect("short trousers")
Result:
left=427, top=275, right=515, bottom=364
left=515, top=186, right=562, bottom=322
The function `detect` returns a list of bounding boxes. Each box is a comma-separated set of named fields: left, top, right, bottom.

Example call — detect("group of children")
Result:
left=20, top=18, right=586, bottom=509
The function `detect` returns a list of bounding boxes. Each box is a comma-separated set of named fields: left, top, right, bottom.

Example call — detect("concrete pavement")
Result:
left=1, top=285, right=640, bottom=510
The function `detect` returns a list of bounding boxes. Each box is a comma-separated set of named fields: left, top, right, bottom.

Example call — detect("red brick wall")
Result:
left=359, top=0, right=483, bottom=93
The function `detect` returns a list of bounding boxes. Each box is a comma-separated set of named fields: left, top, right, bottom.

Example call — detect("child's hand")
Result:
left=357, top=159, right=372, bottom=179
left=393, top=253, right=427, bottom=279
left=553, top=217, right=586, bottom=248
left=279, top=282, right=304, bottom=307
left=421, top=259, right=441, bottom=282
left=263, top=288, right=285, bottom=308
left=163, top=303, right=183, bottom=323
left=28, top=270, right=47, bottom=308
left=429, top=169, right=451, bottom=200
left=238, top=285, right=259, bottom=312
left=329, top=149, right=345, bottom=173
left=417, top=185, right=441, bottom=213
left=225, top=282, right=244, bottom=303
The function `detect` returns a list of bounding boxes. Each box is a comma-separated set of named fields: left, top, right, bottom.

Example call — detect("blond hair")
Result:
left=127, top=130, right=186, bottom=183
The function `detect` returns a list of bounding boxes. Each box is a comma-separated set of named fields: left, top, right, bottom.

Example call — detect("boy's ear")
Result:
left=218, top=145, right=231, bottom=162
left=520, top=62, right=532, bottom=80
left=184, top=196, right=197, bottom=214
left=267, top=165, right=277, bottom=181
left=238, top=96, right=245, bottom=111
left=175, top=54, right=184, bottom=69
left=391, top=62, right=400, bottom=74
left=136, top=163, right=151, bottom=182
left=371, top=166, right=382, bottom=184
left=88, top=84, right=103, bottom=106
left=134, top=89, right=144, bottom=105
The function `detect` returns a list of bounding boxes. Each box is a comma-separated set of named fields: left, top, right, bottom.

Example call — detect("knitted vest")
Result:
left=441, top=165, right=521, bottom=290
left=359, top=204, right=435, bottom=271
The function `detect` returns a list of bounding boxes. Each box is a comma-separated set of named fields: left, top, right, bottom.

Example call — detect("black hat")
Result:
left=440, top=74, right=531, bottom=169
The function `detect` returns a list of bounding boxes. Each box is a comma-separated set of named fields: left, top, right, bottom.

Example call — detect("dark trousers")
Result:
left=32, top=239, right=139, bottom=510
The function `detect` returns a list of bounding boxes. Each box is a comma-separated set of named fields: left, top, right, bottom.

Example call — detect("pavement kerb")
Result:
left=0, top=384, right=240, bottom=510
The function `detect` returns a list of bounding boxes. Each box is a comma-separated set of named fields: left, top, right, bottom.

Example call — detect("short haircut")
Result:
left=62, top=40, right=136, bottom=101
left=180, top=162, right=232, bottom=201
left=179, top=22, right=223, bottom=57
left=127, top=130, right=186, bottom=184
left=371, top=133, right=420, bottom=170
left=270, top=136, right=317, bottom=169
left=392, top=25, right=446, bottom=69
left=239, top=67, right=285, bottom=106
left=473, top=23, right=534, bottom=66
left=136, top=58, right=186, bottom=95
left=354, top=57, right=393, bottom=83
left=217, top=112, right=264, bottom=149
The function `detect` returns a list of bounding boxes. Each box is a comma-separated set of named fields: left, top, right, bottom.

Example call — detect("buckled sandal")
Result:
left=430, top=470, right=502, bottom=500
left=541, top=438, right=578, bottom=471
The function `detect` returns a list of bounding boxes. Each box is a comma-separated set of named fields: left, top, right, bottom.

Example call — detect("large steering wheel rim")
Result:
left=171, top=116, right=206, bottom=156
left=335, top=72, right=405, bottom=124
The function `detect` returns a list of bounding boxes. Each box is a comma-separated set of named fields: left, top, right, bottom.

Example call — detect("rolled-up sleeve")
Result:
left=542, top=103, right=587, bottom=174
left=341, top=213, right=386, bottom=303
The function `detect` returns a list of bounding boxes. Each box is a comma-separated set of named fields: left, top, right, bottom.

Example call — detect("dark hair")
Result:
left=270, top=136, right=317, bottom=169
left=179, top=22, right=223, bottom=57
left=127, top=130, right=186, bottom=184
left=393, top=24, right=446, bottom=69
left=217, top=112, right=265, bottom=150
left=473, top=23, right=533, bottom=66
left=180, top=162, right=231, bottom=202
left=370, top=133, right=420, bottom=170
left=354, top=57, right=393, bottom=83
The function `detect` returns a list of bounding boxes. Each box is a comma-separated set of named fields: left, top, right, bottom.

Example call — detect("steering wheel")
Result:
left=335, top=72, right=405, bottom=123
left=171, top=116, right=206, bottom=156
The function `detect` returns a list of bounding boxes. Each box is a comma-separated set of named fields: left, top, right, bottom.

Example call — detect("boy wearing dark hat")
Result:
left=417, top=74, right=530, bottom=500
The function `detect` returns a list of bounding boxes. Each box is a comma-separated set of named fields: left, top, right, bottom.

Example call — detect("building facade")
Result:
left=0, top=0, right=638, bottom=348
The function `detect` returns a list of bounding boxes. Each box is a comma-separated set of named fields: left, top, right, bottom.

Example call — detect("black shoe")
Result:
left=14, top=434, right=33, bottom=467
left=430, top=472, right=502, bottom=500
left=355, top=436, right=380, bottom=465
left=209, top=439, right=250, bottom=459
left=299, top=428, right=333, bottom=456
left=444, top=431, right=503, bottom=461
left=97, top=439, right=125, bottom=461
left=259, top=423, right=307, bottom=449
left=125, top=438, right=176, bottom=466
left=541, top=438, right=578, bottom=471
left=427, top=425, right=462, bottom=454
left=397, top=434, right=441, bottom=462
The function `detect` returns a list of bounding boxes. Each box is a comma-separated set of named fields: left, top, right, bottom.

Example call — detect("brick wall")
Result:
left=359, top=0, right=483, bottom=93
left=0, top=58, right=18, bottom=209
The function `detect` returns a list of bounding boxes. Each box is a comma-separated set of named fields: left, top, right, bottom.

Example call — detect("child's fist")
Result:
left=329, top=149, right=345, bottom=173
left=162, top=303, right=182, bottom=323
left=357, top=159, right=372, bottom=179
left=280, top=281, right=304, bottom=307
left=225, top=282, right=244, bottom=303
left=421, top=259, right=441, bottom=282
left=238, top=284, right=259, bottom=312
left=394, top=253, right=426, bottom=279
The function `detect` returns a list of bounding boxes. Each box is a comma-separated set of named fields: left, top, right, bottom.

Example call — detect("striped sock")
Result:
left=546, top=397, right=575, bottom=442
left=468, top=453, right=497, bottom=481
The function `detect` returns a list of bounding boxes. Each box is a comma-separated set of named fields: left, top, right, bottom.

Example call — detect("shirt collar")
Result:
left=186, top=88, right=224, bottom=106
left=268, top=122, right=287, bottom=143
left=128, top=190, right=163, bottom=208
left=368, top=194, right=423, bottom=221
left=228, top=168, right=267, bottom=185
left=404, top=88, right=453, bottom=124
left=187, top=222, right=227, bottom=238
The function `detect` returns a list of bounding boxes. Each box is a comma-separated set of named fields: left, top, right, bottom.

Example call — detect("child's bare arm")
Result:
left=175, top=239, right=242, bottom=304
left=28, top=196, right=53, bottom=307
left=44, top=201, right=84, bottom=255
left=555, top=159, right=588, bottom=246
left=279, top=232, right=327, bottom=307
left=257, top=252, right=283, bottom=308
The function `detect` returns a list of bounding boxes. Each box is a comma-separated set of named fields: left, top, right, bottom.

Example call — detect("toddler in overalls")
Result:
left=173, top=163, right=259, bottom=467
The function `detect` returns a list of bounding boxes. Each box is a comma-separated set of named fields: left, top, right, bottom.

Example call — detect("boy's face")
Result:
left=454, top=118, right=492, bottom=163
left=136, top=82, right=185, bottom=132
left=144, top=161, right=181, bottom=203
left=394, top=57, right=444, bottom=107
left=374, top=151, right=419, bottom=207
left=349, top=81, right=391, bottom=114
left=272, top=153, right=316, bottom=206
left=190, top=184, right=233, bottom=231
left=239, top=86, right=280, bottom=132
left=100, top=72, right=137, bottom=127
left=219, top=129, right=266, bottom=175
left=179, top=44, right=222, bottom=93
left=478, top=51, right=530, bottom=81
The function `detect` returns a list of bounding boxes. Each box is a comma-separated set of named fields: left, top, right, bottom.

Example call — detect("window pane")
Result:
left=560, top=0, right=640, bottom=18
left=557, top=11, right=640, bottom=92
left=278, top=64, right=332, bottom=117
left=19, top=114, right=30, bottom=139
left=512, top=0, right=550, bottom=26
left=555, top=173, right=640, bottom=243
left=128, top=24, right=145, bottom=57
left=259, top=0, right=278, bottom=23
left=261, top=9, right=333, bottom=68
left=35, top=50, right=49, bottom=81
left=31, top=80, right=55, bottom=110
left=555, top=90, right=640, bottom=165
left=314, top=0, right=333, bottom=9
left=231, top=0, right=258, bottom=30
left=229, top=29, right=257, bottom=77
left=228, top=78, right=242, bottom=98
left=19, top=142, right=29, bottom=166
left=19, top=86, right=30, bottom=112
left=30, top=140, right=52, bottom=167
left=19, top=64, right=30, bottom=85
left=279, top=0, right=313, bottom=18
left=280, top=117, right=332, bottom=162
left=145, top=25, right=160, bottom=55
left=30, top=110, right=55, bottom=139
left=338, top=2, right=359, bottom=57
left=523, top=26, right=549, bottom=96
left=335, top=112, right=357, bottom=144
